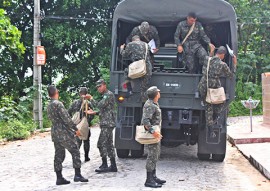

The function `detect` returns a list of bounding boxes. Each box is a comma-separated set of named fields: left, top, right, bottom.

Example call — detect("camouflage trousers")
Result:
left=146, top=142, right=161, bottom=172
left=140, top=73, right=152, bottom=101
left=97, top=126, right=116, bottom=158
left=76, top=129, right=91, bottom=157
left=53, top=138, right=81, bottom=172
left=184, top=44, right=208, bottom=74
left=205, top=102, right=224, bottom=127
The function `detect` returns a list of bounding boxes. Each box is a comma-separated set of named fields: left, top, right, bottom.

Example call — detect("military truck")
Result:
left=109, top=0, right=237, bottom=162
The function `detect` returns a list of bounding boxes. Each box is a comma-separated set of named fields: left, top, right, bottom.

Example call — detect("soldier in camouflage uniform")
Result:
left=141, top=86, right=166, bottom=188
left=68, top=87, right=94, bottom=162
left=198, top=46, right=237, bottom=134
left=126, top=21, right=160, bottom=64
left=85, top=79, right=117, bottom=173
left=120, top=35, right=152, bottom=101
left=174, top=12, right=215, bottom=73
left=46, top=85, right=88, bottom=185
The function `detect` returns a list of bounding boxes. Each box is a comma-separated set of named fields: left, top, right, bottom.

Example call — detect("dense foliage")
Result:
left=0, top=0, right=269, bottom=140
left=228, top=0, right=270, bottom=116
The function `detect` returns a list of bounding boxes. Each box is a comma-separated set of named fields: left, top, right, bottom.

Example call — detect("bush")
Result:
left=0, top=120, right=34, bottom=141
left=229, top=79, right=262, bottom=116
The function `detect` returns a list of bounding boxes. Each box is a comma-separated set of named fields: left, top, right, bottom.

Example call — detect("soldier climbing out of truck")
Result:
left=120, top=35, right=152, bottom=101
left=174, top=12, right=215, bottom=74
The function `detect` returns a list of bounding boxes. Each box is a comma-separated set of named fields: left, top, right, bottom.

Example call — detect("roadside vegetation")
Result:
left=0, top=0, right=269, bottom=140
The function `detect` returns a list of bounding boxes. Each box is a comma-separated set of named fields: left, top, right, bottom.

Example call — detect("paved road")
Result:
left=0, top=125, right=269, bottom=191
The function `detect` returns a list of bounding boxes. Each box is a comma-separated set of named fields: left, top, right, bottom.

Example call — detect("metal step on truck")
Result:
left=109, top=0, right=237, bottom=162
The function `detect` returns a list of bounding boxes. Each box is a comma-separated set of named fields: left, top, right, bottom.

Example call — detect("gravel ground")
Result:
left=0, top=116, right=269, bottom=191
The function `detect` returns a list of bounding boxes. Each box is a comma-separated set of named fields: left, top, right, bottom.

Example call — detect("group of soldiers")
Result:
left=47, top=79, right=117, bottom=186
left=121, top=11, right=237, bottom=137
left=47, top=11, right=237, bottom=188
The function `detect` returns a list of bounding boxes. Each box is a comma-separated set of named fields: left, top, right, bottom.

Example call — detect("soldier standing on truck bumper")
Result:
left=85, top=79, right=117, bottom=173
left=174, top=12, right=215, bottom=73
left=121, top=35, right=152, bottom=101
left=198, top=46, right=237, bottom=135
left=141, top=86, right=166, bottom=188
left=46, top=85, right=88, bottom=185
left=126, top=21, right=160, bottom=65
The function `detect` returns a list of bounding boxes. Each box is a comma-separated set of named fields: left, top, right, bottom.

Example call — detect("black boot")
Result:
left=95, top=157, right=109, bottom=173
left=56, top=171, right=70, bottom=185
left=153, top=169, right=166, bottom=184
left=84, top=133, right=90, bottom=162
left=108, top=157, right=118, bottom=172
left=74, top=168, right=88, bottom=182
left=145, top=171, right=162, bottom=188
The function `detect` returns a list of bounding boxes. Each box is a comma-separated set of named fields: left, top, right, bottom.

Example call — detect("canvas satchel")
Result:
left=76, top=100, right=89, bottom=140
left=205, top=57, right=226, bottom=104
left=135, top=125, right=161, bottom=144
left=72, top=100, right=84, bottom=125
left=128, top=43, right=148, bottom=79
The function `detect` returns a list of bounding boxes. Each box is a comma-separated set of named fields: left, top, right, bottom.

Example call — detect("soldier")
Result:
left=174, top=12, right=215, bottom=73
left=120, top=35, right=152, bottom=101
left=46, top=85, right=88, bottom=185
left=85, top=79, right=117, bottom=173
left=198, top=46, right=237, bottom=135
left=126, top=21, right=160, bottom=64
left=141, top=86, right=165, bottom=188
left=68, top=87, right=94, bottom=162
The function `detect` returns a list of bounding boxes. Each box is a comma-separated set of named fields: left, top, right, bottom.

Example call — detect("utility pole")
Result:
left=33, top=0, right=43, bottom=128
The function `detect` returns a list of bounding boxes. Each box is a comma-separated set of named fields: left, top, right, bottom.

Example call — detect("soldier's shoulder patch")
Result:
left=103, top=95, right=108, bottom=99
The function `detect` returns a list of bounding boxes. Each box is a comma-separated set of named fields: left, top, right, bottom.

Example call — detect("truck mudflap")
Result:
left=197, top=123, right=227, bottom=162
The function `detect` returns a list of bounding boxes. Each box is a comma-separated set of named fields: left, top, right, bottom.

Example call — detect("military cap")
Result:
left=96, top=79, right=106, bottom=87
left=140, top=21, right=150, bottom=35
left=216, top=46, right=227, bottom=54
left=147, top=86, right=160, bottom=99
left=79, top=87, right=88, bottom=95
left=188, top=12, right=197, bottom=19
left=132, top=35, right=140, bottom=41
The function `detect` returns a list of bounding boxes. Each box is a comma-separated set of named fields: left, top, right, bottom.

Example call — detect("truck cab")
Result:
left=110, top=0, right=237, bottom=162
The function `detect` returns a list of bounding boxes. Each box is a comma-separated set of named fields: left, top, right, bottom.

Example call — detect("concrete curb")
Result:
left=250, top=155, right=270, bottom=180
left=227, top=135, right=270, bottom=145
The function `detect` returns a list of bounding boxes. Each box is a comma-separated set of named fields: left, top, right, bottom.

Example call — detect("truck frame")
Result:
left=109, top=0, right=237, bottom=162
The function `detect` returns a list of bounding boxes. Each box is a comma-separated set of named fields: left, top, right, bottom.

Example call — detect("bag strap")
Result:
left=80, top=99, right=88, bottom=117
left=206, top=57, right=211, bottom=90
left=181, top=22, right=195, bottom=45
left=139, top=26, right=150, bottom=42
left=144, top=43, right=148, bottom=61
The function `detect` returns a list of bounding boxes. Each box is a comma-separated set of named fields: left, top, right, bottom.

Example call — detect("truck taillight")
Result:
left=118, top=96, right=125, bottom=103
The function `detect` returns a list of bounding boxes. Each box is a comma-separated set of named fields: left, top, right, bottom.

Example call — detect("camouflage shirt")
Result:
left=120, top=40, right=152, bottom=75
left=174, top=21, right=210, bottom=46
left=141, top=99, right=162, bottom=128
left=126, top=25, right=160, bottom=49
left=47, top=99, right=78, bottom=142
left=68, top=98, right=94, bottom=123
left=198, top=56, right=234, bottom=97
left=92, top=89, right=116, bottom=128
left=121, top=40, right=150, bottom=61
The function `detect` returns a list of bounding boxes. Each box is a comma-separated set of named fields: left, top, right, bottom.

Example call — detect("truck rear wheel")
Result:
left=212, top=154, right=225, bottom=162
left=197, top=153, right=210, bottom=161
left=116, top=149, right=130, bottom=158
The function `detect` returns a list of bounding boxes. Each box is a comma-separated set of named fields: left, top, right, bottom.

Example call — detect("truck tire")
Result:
left=197, top=153, right=210, bottom=161
left=131, top=145, right=144, bottom=158
left=212, top=154, right=225, bottom=162
left=116, top=149, right=130, bottom=158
